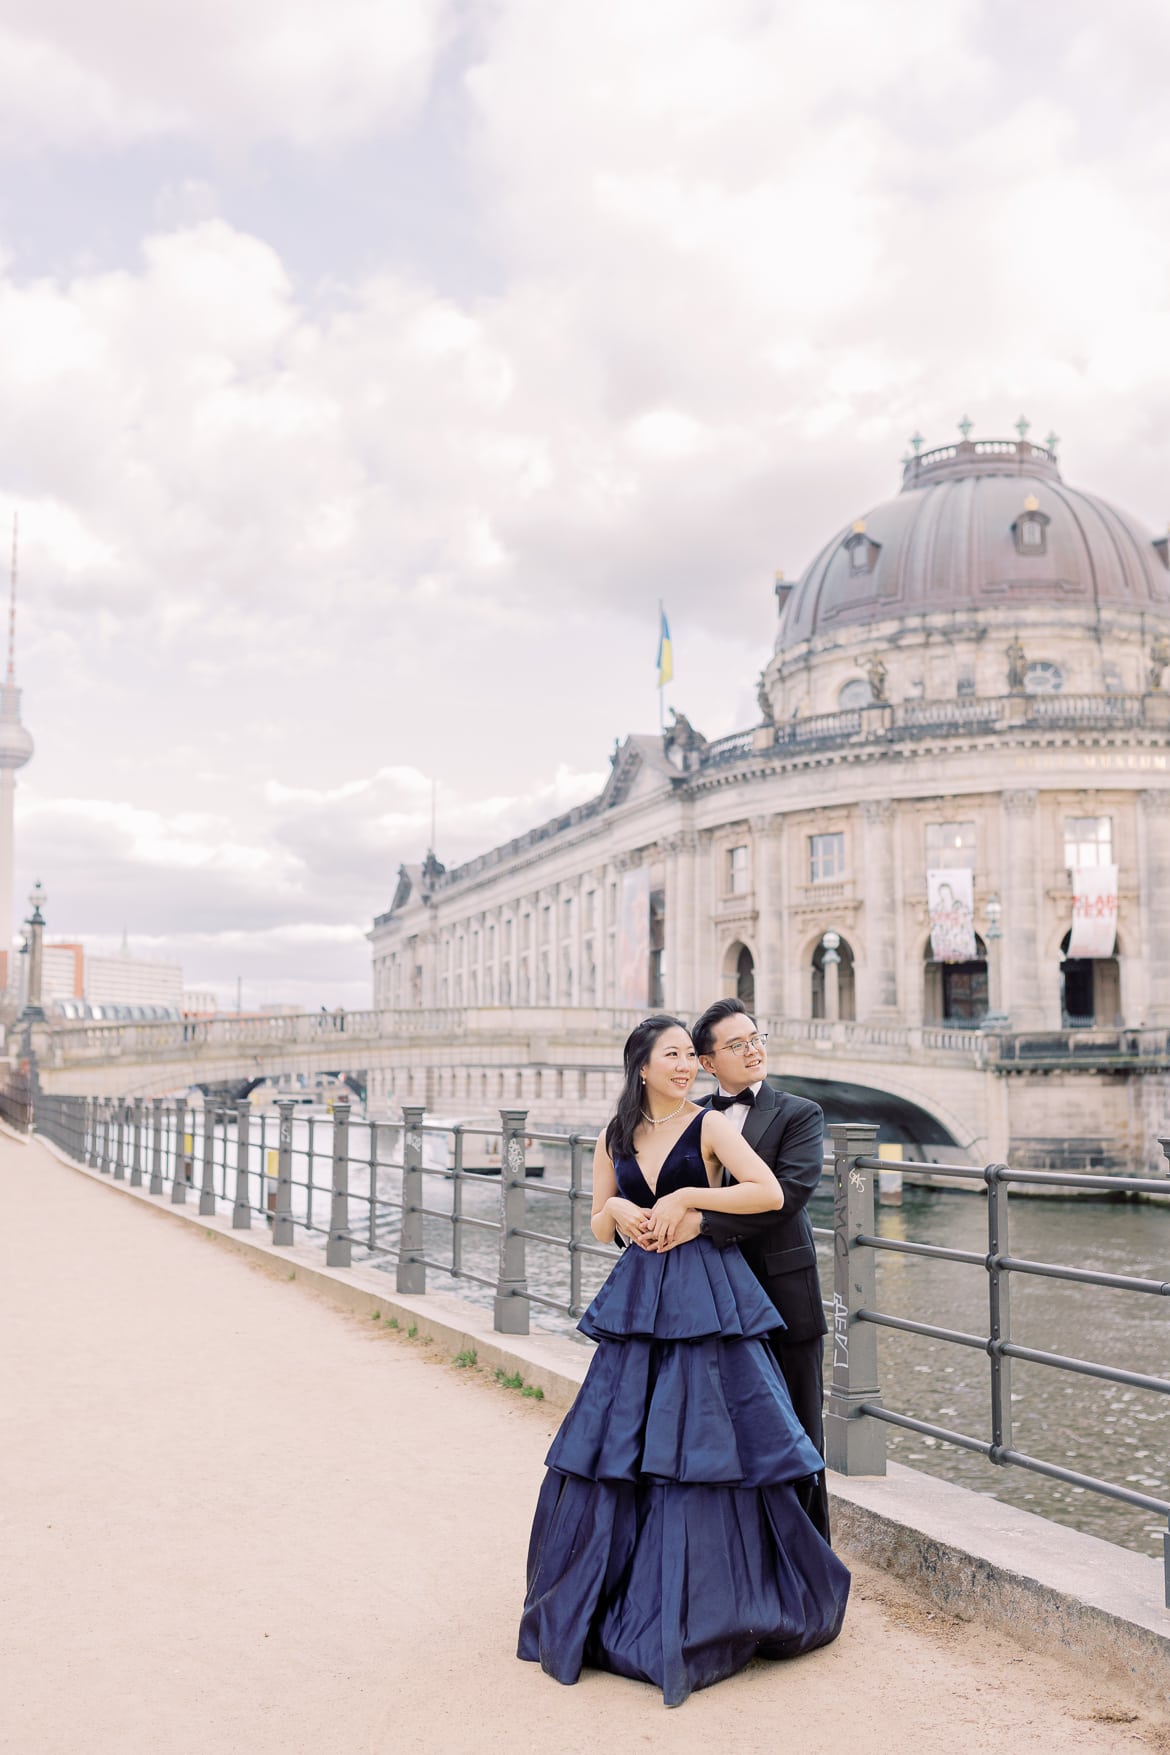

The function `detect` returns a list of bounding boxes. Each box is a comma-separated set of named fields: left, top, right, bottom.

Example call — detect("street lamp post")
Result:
left=981, top=893, right=1009, bottom=1028
left=821, top=929, right=841, bottom=1023
left=20, top=879, right=46, bottom=1022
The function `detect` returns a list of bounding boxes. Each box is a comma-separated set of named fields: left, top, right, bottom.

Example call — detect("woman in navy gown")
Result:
left=518, top=1014, right=850, bottom=1706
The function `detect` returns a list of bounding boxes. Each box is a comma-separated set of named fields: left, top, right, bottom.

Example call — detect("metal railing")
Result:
left=30, top=1092, right=1170, bottom=1604
left=824, top=1122, right=1170, bottom=1606
left=0, top=1071, right=32, bottom=1132
left=33, top=1093, right=616, bottom=1337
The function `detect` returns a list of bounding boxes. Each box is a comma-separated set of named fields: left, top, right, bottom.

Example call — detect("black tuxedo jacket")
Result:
left=700, top=1082, right=827, bottom=1343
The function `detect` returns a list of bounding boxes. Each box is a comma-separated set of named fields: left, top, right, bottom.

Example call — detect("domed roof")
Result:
left=779, top=436, right=1170, bottom=648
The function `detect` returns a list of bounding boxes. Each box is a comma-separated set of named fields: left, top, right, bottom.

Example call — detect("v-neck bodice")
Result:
left=614, top=1109, right=708, bottom=1206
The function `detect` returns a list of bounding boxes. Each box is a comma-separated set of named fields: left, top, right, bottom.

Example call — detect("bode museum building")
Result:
left=370, top=430, right=1170, bottom=1175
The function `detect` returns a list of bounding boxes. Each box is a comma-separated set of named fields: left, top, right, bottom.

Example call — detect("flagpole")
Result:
left=658, top=597, right=665, bottom=733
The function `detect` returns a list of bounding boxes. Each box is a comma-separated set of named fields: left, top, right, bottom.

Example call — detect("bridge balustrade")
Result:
left=26, top=1088, right=1170, bottom=1606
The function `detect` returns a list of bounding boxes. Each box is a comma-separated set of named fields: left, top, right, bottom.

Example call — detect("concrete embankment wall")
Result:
left=29, top=1126, right=1170, bottom=1720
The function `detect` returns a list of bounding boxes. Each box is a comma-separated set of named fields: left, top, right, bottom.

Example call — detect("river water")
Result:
left=221, top=1113, right=1169, bottom=1561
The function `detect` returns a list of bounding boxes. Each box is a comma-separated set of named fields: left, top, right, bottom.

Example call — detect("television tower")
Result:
left=0, top=515, right=34, bottom=986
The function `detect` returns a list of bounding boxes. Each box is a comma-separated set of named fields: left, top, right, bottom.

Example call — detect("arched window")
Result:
left=838, top=677, right=873, bottom=710
left=1060, top=930, right=1121, bottom=1029
left=722, top=940, right=756, bottom=1014
left=923, top=935, right=988, bottom=1026
left=811, top=933, right=855, bottom=1021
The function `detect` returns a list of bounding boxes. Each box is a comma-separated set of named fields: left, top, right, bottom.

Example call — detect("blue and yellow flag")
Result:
left=656, top=608, right=673, bottom=688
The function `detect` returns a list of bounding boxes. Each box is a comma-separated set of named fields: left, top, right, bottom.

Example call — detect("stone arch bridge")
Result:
left=22, top=1003, right=1144, bottom=1168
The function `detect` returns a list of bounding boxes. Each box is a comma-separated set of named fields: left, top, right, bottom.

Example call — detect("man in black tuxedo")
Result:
left=672, top=997, right=831, bottom=1543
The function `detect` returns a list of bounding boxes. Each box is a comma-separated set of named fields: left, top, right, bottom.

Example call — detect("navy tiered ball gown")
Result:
left=517, top=1111, right=850, bottom=1706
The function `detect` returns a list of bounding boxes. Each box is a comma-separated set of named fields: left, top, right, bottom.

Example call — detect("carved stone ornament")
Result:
left=1002, top=788, right=1038, bottom=812
left=1006, top=636, right=1027, bottom=693
left=860, top=798, right=894, bottom=824
left=664, top=708, right=708, bottom=755
left=1148, top=636, right=1170, bottom=693
left=860, top=653, right=888, bottom=704
left=1139, top=788, right=1170, bottom=814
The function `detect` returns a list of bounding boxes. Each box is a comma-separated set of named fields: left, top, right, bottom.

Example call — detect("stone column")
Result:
left=751, top=815, right=783, bottom=1019
left=662, top=831, right=698, bottom=1017
left=1139, top=790, right=1170, bottom=1025
left=860, top=798, right=898, bottom=1016
left=418, top=930, right=438, bottom=1009
left=1000, top=789, right=1044, bottom=1028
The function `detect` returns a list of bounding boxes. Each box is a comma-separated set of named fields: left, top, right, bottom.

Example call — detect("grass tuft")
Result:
left=492, top=1366, right=545, bottom=1400
left=453, top=1348, right=478, bottom=1369
left=407, top=1323, right=418, bottom=1339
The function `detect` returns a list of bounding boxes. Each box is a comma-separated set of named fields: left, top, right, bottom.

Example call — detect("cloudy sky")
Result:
left=7, top=0, right=1170, bottom=1008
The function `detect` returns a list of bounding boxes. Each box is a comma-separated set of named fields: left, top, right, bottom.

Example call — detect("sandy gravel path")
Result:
left=1, top=1135, right=1163, bottom=1754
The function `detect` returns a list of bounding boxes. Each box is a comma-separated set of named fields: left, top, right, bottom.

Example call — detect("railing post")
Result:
left=130, top=1098, right=144, bottom=1187
left=494, top=1108, right=530, bottom=1335
left=568, top=1133, right=587, bottom=1317
left=232, top=1100, right=252, bottom=1229
left=450, top=1124, right=464, bottom=1277
left=397, top=1105, right=426, bottom=1294
left=171, top=1098, right=188, bottom=1204
left=986, top=1164, right=1013, bottom=1459
left=149, top=1098, right=164, bottom=1194
left=99, top=1099, right=112, bottom=1175
left=825, top=1122, right=886, bottom=1475
left=326, top=1100, right=351, bottom=1267
left=113, top=1100, right=126, bottom=1181
left=272, top=1099, right=296, bottom=1246
left=199, top=1106, right=217, bottom=1215
left=87, top=1096, right=100, bottom=1168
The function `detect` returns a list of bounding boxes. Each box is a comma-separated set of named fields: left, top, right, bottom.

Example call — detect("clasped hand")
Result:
left=613, top=1192, right=702, bottom=1252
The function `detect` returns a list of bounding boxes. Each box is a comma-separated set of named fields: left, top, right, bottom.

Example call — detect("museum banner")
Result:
left=927, top=867, right=977, bottom=963
left=1068, top=863, right=1118, bottom=959
left=617, top=868, right=651, bottom=1006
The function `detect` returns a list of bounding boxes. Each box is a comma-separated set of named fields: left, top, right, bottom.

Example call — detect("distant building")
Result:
left=37, top=940, right=184, bottom=1011
left=182, top=989, right=220, bottom=1016
left=86, top=954, right=183, bottom=1010
left=43, top=943, right=86, bottom=1003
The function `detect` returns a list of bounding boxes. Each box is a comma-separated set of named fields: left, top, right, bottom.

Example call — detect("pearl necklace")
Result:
left=640, top=1097, right=688, bottom=1126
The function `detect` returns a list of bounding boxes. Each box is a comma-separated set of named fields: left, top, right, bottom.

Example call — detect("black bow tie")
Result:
left=710, top=1089, right=755, bottom=1112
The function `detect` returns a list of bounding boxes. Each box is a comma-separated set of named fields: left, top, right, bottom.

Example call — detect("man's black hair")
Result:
left=691, top=996, right=757, bottom=1060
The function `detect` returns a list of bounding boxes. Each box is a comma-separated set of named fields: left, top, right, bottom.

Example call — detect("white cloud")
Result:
left=0, top=0, right=450, bottom=149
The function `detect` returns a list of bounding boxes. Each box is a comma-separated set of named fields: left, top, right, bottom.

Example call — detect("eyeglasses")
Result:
left=721, top=1033, right=767, bottom=1057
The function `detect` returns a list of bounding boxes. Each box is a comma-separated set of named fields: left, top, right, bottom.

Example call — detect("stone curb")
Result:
left=35, top=1132, right=1170, bottom=1717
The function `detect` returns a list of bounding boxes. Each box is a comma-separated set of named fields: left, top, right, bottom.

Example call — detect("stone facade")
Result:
left=370, top=436, right=1170, bottom=1172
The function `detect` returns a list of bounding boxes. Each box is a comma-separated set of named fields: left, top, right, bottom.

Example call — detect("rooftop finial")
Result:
left=1015, top=415, right=1031, bottom=440
left=909, top=431, right=924, bottom=456
left=957, top=415, right=973, bottom=441
left=1045, top=430, right=1060, bottom=456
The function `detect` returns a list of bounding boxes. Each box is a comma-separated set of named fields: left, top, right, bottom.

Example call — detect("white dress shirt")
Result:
left=714, top=1080, right=765, bottom=1134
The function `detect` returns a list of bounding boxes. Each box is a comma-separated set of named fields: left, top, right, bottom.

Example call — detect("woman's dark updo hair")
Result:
left=605, top=1013, right=692, bottom=1161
